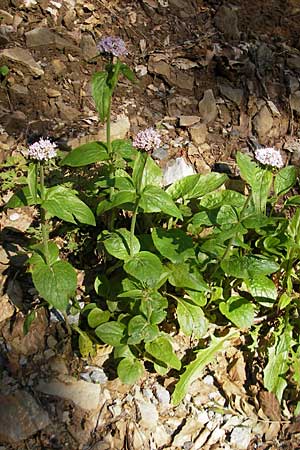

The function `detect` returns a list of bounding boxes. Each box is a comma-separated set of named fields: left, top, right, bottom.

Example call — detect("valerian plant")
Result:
left=60, top=36, right=300, bottom=406
left=6, top=138, right=96, bottom=312
left=5, top=34, right=300, bottom=410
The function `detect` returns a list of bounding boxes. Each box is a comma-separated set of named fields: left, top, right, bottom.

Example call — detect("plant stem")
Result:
left=130, top=198, right=139, bottom=256
left=39, top=163, right=50, bottom=265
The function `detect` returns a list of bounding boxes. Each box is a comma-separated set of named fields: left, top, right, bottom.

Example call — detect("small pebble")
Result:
left=9, top=213, right=20, bottom=221
left=154, top=384, right=170, bottom=407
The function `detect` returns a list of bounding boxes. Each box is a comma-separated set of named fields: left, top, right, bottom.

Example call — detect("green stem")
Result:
left=39, top=163, right=50, bottom=265
left=130, top=198, right=139, bottom=256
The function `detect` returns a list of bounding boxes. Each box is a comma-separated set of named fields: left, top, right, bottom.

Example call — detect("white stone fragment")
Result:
left=163, top=157, right=195, bottom=186
left=136, top=400, right=159, bottom=431
left=230, top=426, right=252, bottom=449
left=9, top=213, right=20, bottom=221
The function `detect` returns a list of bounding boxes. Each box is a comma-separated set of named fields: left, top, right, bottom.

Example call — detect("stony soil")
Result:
left=1, top=0, right=300, bottom=449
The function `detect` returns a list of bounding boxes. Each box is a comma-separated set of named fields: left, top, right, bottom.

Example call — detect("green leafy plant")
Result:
left=5, top=34, right=300, bottom=410
left=6, top=138, right=95, bottom=312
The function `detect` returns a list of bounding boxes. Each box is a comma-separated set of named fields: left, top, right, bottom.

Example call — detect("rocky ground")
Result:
left=2, top=0, right=300, bottom=449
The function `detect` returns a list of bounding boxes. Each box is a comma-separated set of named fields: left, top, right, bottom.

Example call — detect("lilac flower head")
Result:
left=28, top=138, right=57, bottom=161
left=97, top=36, right=128, bottom=58
left=254, top=147, right=284, bottom=168
left=133, top=128, right=162, bottom=152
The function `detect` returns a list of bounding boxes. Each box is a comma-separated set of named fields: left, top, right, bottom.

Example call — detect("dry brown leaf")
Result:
left=264, top=421, right=281, bottom=441
left=258, top=391, right=281, bottom=422
left=228, top=352, right=247, bottom=386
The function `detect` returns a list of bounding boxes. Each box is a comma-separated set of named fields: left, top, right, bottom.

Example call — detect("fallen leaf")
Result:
left=259, top=391, right=281, bottom=421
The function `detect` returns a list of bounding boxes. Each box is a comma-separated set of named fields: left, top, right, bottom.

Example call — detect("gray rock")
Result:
left=80, top=34, right=98, bottom=61
left=230, top=426, right=251, bottom=449
left=252, top=105, right=273, bottom=140
left=0, top=390, right=50, bottom=443
left=57, top=101, right=80, bottom=121
left=179, top=115, right=200, bottom=127
left=153, top=384, right=170, bottom=407
left=25, top=27, right=77, bottom=51
left=287, top=55, right=300, bottom=71
left=163, top=157, right=195, bottom=186
left=290, top=91, right=300, bottom=113
left=0, top=47, right=44, bottom=76
left=0, top=294, right=15, bottom=323
left=189, top=123, right=207, bottom=145
left=0, top=10, right=14, bottom=24
left=89, top=368, right=108, bottom=384
left=136, top=399, right=159, bottom=431
left=37, top=375, right=101, bottom=410
left=198, top=89, right=218, bottom=124
left=214, top=5, right=240, bottom=41
left=67, top=115, right=130, bottom=148
left=152, top=147, right=168, bottom=160
left=219, top=85, right=244, bottom=107
left=170, top=69, right=194, bottom=91
left=3, top=110, right=27, bottom=135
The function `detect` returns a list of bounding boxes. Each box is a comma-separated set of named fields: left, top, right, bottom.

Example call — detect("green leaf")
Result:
left=6, top=186, right=36, bottom=208
left=177, top=299, right=208, bottom=338
left=100, top=228, right=140, bottom=260
left=166, top=173, right=227, bottom=200
left=112, top=139, right=137, bottom=160
left=117, top=358, right=144, bottom=384
left=88, top=308, right=110, bottom=328
left=152, top=228, right=194, bottom=263
left=23, top=310, right=36, bottom=335
left=92, top=71, right=111, bottom=121
left=127, top=315, right=159, bottom=344
left=221, top=255, right=279, bottom=278
left=132, top=152, right=148, bottom=193
left=114, top=344, right=135, bottom=359
left=140, top=156, right=163, bottom=190
left=168, top=263, right=208, bottom=291
left=278, top=293, right=292, bottom=310
left=274, top=166, right=297, bottom=197
left=286, top=195, right=300, bottom=207
left=201, top=189, right=246, bottom=209
left=120, top=63, right=137, bottom=82
left=78, top=332, right=94, bottom=357
left=43, top=185, right=95, bottom=225
left=124, top=252, right=164, bottom=288
left=140, top=186, right=182, bottom=219
left=60, top=141, right=108, bottom=167
left=172, top=331, right=238, bottom=405
left=263, top=321, right=292, bottom=402
left=216, top=205, right=239, bottom=227
left=246, top=275, right=277, bottom=302
left=0, top=65, right=9, bottom=77
left=73, top=325, right=95, bottom=357
left=97, top=190, right=136, bottom=215
left=145, top=336, right=181, bottom=370
left=219, top=296, right=255, bottom=329
left=29, top=241, right=59, bottom=266
left=287, top=208, right=300, bottom=245
left=236, top=152, right=272, bottom=213
left=140, top=291, right=168, bottom=324
left=32, top=260, right=77, bottom=310
left=95, top=321, right=126, bottom=346
left=27, top=163, right=38, bottom=202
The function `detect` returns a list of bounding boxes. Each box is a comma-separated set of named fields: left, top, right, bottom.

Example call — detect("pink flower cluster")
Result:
left=28, top=138, right=57, bottom=161
left=254, top=147, right=284, bottom=168
left=97, top=36, right=128, bottom=58
left=133, top=128, right=162, bottom=152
